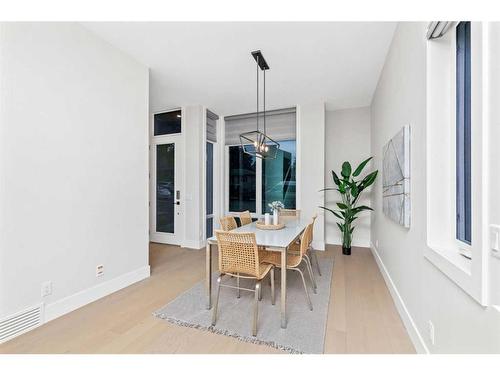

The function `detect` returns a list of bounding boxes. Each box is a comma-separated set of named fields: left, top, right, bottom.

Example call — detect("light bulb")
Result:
left=265, top=146, right=269, bottom=152
left=253, top=141, right=258, bottom=147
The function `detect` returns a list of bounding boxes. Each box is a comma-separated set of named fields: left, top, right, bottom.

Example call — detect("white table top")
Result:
left=207, top=217, right=309, bottom=249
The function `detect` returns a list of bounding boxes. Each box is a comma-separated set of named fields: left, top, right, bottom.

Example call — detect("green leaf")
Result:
left=318, top=206, right=343, bottom=220
left=336, top=202, right=348, bottom=210
left=339, top=181, right=346, bottom=194
left=360, top=170, right=378, bottom=190
left=350, top=226, right=355, bottom=234
left=336, top=223, right=344, bottom=232
left=352, top=157, right=373, bottom=177
left=332, top=211, right=343, bottom=219
left=341, top=161, right=352, bottom=179
left=350, top=182, right=359, bottom=198
left=351, top=205, right=373, bottom=215
left=331, top=170, right=341, bottom=186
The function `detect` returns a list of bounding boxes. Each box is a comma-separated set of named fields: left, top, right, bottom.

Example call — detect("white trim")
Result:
left=44, top=266, right=150, bottom=323
left=182, top=240, right=205, bottom=250
left=295, top=106, right=301, bottom=210
left=370, top=242, right=429, bottom=354
left=326, top=238, right=370, bottom=249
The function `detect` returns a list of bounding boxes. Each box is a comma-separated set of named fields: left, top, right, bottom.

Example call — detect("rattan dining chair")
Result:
left=261, top=223, right=315, bottom=310
left=308, top=214, right=322, bottom=277
left=212, top=230, right=275, bottom=336
left=279, top=209, right=301, bottom=218
left=239, top=210, right=253, bottom=226
left=219, top=216, right=237, bottom=231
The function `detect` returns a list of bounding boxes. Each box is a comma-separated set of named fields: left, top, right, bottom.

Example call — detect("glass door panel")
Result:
left=156, top=143, right=175, bottom=233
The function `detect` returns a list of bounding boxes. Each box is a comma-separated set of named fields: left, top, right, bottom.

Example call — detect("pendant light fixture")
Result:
left=239, top=50, right=280, bottom=159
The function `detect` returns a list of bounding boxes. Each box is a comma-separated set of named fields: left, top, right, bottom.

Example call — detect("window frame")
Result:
left=425, top=22, right=488, bottom=305
left=225, top=140, right=297, bottom=217
left=455, top=21, right=472, bottom=245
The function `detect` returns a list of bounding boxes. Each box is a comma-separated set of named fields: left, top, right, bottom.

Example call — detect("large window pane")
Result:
left=156, top=143, right=175, bottom=233
left=262, top=140, right=296, bottom=213
left=154, top=110, right=182, bottom=136
left=456, top=21, right=471, bottom=244
left=206, top=142, right=214, bottom=215
left=229, top=145, right=256, bottom=212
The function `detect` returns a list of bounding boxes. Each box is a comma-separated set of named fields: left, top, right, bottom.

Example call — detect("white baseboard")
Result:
left=326, top=238, right=370, bottom=248
left=312, top=240, right=326, bottom=251
left=369, top=242, right=429, bottom=354
left=182, top=240, right=205, bottom=250
left=44, top=265, right=150, bottom=323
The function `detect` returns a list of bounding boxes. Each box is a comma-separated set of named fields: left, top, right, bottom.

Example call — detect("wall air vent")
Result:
left=0, top=304, right=44, bottom=344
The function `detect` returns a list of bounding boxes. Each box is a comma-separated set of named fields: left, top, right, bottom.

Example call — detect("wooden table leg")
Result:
left=206, top=242, right=212, bottom=309
left=281, top=246, right=287, bottom=328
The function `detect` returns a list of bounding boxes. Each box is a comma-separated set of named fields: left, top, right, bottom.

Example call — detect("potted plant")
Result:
left=320, top=157, right=378, bottom=255
left=268, top=201, right=284, bottom=225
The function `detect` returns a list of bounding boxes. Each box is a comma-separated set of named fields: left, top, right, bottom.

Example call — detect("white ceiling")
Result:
left=83, top=22, right=396, bottom=116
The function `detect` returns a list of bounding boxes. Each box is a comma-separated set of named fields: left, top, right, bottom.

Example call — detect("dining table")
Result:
left=205, top=217, right=309, bottom=329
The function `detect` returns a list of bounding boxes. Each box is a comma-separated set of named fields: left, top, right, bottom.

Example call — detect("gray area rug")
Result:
left=154, top=256, right=334, bottom=354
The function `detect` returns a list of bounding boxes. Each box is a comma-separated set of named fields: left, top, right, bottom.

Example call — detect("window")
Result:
left=206, top=142, right=214, bottom=238
left=228, top=140, right=296, bottom=214
left=261, top=140, right=296, bottom=213
left=426, top=21, right=487, bottom=304
left=456, top=21, right=472, bottom=245
left=154, top=109, right=182, bottom=136
left=228, top=145, right=256, bottom=212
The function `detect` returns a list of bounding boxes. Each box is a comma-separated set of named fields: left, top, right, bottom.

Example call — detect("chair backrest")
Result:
left=309, top=214, right=318, bottom=246
left=280, top=209, right=301, bottom=218
left=299, top=223, right=314, bottom=257
left=215, top=230, right=260, bottom=277
left=219, top=216, right=237, bottom=231
left=239, top=210, right=252, bottom=226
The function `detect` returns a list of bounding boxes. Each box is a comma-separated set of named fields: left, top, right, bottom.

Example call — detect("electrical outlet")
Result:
left=41, top=281, right=52, bottom=297
left=428, top=320, right=435, bottom=345
left=96, top=264, right=104, bottom=277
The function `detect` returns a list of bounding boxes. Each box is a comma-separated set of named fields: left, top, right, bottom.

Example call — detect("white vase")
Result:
left=273, top=209, right=279, bottom=225
left=264, top=213, right=270, bottom=225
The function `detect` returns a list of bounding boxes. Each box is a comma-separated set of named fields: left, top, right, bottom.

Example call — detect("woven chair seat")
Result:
left=261, top=251, right=302, bottom=268
left=224, top=262, right=273, bottom=280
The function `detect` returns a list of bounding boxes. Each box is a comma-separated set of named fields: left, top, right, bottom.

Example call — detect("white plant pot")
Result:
left=264, top=213, right=270, bottom=225
left=273, top=210, right=279, bottom=225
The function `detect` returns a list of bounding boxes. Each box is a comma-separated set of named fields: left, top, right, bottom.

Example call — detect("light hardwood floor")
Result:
left=0, top=244, right=415, bottom=354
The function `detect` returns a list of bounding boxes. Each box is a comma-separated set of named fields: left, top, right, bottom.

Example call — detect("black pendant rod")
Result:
left=263, top=68, right=266, bottom=136
left=256, top=54, right=259, bottom=134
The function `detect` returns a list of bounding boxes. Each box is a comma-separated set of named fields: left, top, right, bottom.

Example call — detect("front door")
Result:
left=150, top=137, right=183, bottom=244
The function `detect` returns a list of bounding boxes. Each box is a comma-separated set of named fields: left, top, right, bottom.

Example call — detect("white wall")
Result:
left=298, top=102, right=325, bottom=250
left=324, top=107, right=371, bottom=247
left=0, top=23, right=150, bottom=321
left=370, top=22, right=500, bottom=353
left=183, top=105, right=205, bottom=249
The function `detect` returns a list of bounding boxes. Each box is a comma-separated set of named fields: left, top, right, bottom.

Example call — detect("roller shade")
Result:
left=207, top=110, right=219, bottom=143
left=224, top=107, right=296, bottom=146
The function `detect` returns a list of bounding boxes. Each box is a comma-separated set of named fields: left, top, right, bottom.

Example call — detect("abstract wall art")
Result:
left=382, top=125, right=411, bottom=228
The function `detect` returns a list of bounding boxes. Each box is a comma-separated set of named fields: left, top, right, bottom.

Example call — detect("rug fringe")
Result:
left=153, top=312, right=303, bottom=354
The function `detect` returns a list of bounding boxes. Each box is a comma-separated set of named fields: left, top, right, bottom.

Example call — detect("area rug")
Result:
left=154, top=256, right=334, bottom=354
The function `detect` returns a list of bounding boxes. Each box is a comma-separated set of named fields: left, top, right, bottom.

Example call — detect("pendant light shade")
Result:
left=240, top=50, right=280, bottom=159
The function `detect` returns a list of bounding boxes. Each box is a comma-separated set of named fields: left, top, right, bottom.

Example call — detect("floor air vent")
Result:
left=0, top=305, right=43, bottom=344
